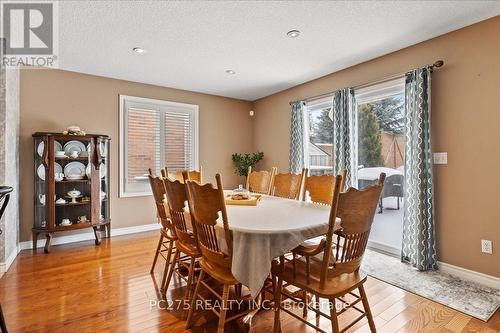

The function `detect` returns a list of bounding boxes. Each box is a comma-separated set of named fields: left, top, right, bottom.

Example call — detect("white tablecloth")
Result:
left=224, top=195, right=333, bottom=298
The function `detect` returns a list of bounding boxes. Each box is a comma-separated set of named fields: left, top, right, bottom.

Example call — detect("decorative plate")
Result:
left=100, top=162, right=106, bottom=179
left=37, top=162, right=63, bottom=180
left=100, top=141, right=107, bottom=157
left=37, top=141, right=63, bottom=157
left=85, top=163, right=106, bottom=179
left=64, top=161, right=86, bottom=178
left=63, top=140, right=86, bottom=156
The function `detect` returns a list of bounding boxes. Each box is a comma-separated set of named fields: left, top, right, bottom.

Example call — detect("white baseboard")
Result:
left=367, top=240, right=400, bottom=257
left=439, top=261, right=500, bottom=290
left=0, top=247, right=20, bottom=274
left=367, top=239, right=500, bottom=290
left=18, top=223, right=160, bottom=250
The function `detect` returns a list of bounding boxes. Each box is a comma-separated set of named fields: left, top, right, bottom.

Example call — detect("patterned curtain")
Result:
left=401, top=67, right=437, bottom=270
left=289, top=101, right=305, bottom=173
left=332, top=88, right=357, bottom=187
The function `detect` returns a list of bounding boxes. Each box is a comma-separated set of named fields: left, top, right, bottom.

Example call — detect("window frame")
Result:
left=304, top=95, right=334, bottom=174
left=119, top=95, right=199, bottom=198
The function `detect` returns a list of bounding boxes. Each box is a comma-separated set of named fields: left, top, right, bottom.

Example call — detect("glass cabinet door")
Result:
left=99, top=138, right=110, bottom=224
left=55, top=137, right=92, bottom=228
left=34, top=136, right=48, bottom=229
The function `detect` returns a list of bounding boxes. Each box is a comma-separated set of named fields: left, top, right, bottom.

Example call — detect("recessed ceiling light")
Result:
left=287, top=30, right=301, bottom=38
left=132, top=47, right=146, bottom=54
left=225, top=69, right=236, bottom=75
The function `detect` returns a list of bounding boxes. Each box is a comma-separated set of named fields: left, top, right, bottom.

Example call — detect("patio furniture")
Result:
left=357, top=167, right=404, bottom=213
left=379, top=174, right=404, bottom=212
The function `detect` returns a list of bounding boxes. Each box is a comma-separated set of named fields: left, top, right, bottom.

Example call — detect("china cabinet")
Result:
left=32, top=132, right=110, bottom=253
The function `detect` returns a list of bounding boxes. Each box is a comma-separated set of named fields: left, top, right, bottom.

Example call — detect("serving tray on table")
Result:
left=225, top=194, right=262, bottom=206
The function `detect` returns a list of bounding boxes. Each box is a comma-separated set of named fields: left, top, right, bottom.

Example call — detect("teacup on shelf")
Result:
left=55, top=198, right=66, bottom=204
left=77, top=215, right=88, bottom=223
left=70, top=151, right=79, bottom=159
left=55, top=173, right=64, bottom=182
left=61, top=218, right=72, bottom=226
left=55, top=151, right=66, bottom=158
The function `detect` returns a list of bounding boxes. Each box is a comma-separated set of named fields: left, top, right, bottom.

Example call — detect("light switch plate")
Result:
left=433, top=152, right=448, bottom=164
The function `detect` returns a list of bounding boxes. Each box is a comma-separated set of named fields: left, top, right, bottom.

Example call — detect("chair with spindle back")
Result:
left=272, top=168, right=307, bottom=200
left=162, top=175, right=201, bottom=309
left=272, top=173, right=386, bottom=333
left=147, top=169, right=177, bottom=293
left=185, top=174, right=252, bottom=333
left=292, top=169, right=347, bottom=315
left=162, top=166, right=202, bottom=184
left=246, top=166, right=277, bottom=195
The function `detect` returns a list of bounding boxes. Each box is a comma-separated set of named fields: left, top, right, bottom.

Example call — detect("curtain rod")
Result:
left=290, top=60, right=444, bottom=105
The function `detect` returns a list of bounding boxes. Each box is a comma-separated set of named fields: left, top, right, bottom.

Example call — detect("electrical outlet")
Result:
left=481, top=240, right=493, bottom=254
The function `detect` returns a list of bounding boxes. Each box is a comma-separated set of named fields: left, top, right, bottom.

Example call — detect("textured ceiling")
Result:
left=58, top=1, right=500, bottom=100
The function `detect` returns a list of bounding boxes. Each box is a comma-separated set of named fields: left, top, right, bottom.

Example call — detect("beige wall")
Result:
left=20, top=69, right=253, bottom=242
left=253, top=17, right=500, bottom=277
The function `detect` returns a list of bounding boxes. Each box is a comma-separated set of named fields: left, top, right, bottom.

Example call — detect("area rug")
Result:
left=361, top=249, right=500, bottom=321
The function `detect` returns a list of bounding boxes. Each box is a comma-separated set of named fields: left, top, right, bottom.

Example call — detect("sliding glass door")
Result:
left=355, top=78, right=405, bottom=251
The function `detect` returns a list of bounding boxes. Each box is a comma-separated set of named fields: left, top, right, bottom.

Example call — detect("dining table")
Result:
left=220, top=193, right=335, bottom=298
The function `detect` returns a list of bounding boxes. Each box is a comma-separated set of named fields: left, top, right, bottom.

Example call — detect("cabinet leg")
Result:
left=32, top=231, right=39, bottom=253
left=93, top=226, right=101, bottom=245
left=44, top=233, right=53, bottom=254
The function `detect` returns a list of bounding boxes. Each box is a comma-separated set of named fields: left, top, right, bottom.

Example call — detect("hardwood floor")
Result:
left=0, top=231, right=498, bottom=332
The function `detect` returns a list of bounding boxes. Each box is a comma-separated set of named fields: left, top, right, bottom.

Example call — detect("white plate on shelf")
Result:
left=37, top=162, right=62, bottom=180
left=37, top=141, right=63, bottom=157
left=64, top=161, right=86, bottom=178
left=86, top=142, right=107, bottom=157
left=100, top=162, right=106, bottom=179
left=63, top=140, right=86, bottom=156
left=85, top=163, right=106, bottom=179
left=100, top=141, right=107, bottom=157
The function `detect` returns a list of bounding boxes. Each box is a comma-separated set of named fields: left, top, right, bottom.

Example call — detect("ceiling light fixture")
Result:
left=132, top=47, right=146, bottom=54
left=225, top=69, right=236, bottom=75
left=287, top=30, right=301, bottom=38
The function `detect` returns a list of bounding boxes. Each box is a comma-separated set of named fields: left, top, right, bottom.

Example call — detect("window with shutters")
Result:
left=119, top=95, right=199, bottom=197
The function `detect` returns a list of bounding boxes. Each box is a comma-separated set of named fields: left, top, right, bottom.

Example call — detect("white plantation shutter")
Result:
left=164, top=109, right=196, bottom=171
left=120, top=96, right=199, bottom=197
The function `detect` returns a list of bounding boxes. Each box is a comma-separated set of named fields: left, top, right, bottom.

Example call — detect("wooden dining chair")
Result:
left=272, top=168, right=307, bottom=200
left=162, top=166, right=202, bottom=184
left=272, top=173, right=386, bottom=333
left=246, top=166, right=277, bottom=195
left=162, top=175, right=201, bottom=309
left=302, top=169, right=347, bottom=205
left=147, top=169, right=177, bottom=293
left=293, top=169, right=347, bottom=316
left=185, top=174, right=253, bottom=333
